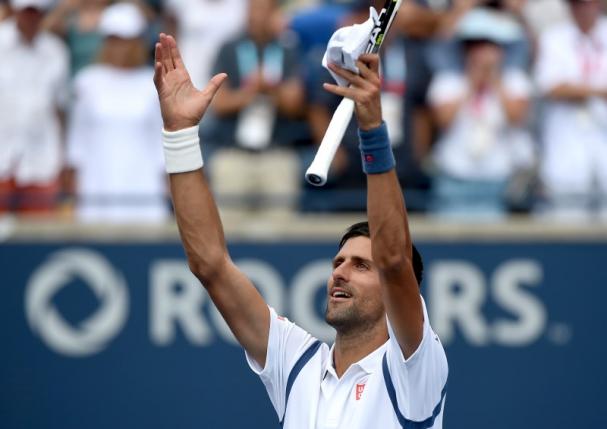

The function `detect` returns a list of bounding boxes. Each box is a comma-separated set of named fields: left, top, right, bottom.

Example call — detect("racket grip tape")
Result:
left=305, top=98, right=355, bottom=186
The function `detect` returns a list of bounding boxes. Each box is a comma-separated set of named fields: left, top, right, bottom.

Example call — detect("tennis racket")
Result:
left=305, top=0, right=404, bottom=186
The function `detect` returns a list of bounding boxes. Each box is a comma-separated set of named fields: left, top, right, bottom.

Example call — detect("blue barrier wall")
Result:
left=1, top=240, right=605, bottom=428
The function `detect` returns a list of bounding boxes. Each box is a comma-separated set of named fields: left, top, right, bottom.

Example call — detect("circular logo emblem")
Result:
left=25, top=249, right=129, bottom=357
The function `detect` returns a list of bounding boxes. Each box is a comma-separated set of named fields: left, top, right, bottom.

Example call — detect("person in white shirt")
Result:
left=523, top=0, right=569, bottom=34
left=0, top=0, right=69, bottom=214
left=534, top=0, right=607, bottom=220
left=153, top=30, right=448, bottom=428
left=66, top=2, right=168, bottom=223
left=428, top=8, right=535, bottom=219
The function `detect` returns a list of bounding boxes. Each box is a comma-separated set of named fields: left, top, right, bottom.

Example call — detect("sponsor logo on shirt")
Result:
left=355, top=383, right=366, bottom=401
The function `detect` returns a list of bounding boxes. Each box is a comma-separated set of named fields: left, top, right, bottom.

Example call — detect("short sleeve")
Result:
left=428, top=72, right=467, bottom=106
left=385, top=297, right=449, bottom=422
left=534, top=27, right=576, bottom=94
left=245, top=306, right=318, bottom=419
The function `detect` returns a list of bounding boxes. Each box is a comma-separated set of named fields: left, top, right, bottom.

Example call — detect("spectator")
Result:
left=66, top=2, right=168, bottom=223
left=208, top=0, right=305, bottom=215
left=534, top=0, right=607, bottom=220
left=42, top=0, right=111, bottom=76
left=428, top=8, right=535, bottom=219
left=394, top=2, right=531, bottom=196
left=163, top=0, right=246, bottom=89
left=391, top=0, right=479, bottom=211
left=428, top=1, right=533, bottom=73
left=0, top=0, right=69, bottom=215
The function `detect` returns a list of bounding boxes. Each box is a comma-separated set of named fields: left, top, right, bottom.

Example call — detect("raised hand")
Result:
left=153, top=33, right=227, bottom=131
left=323, top=53, right=383, bottom=131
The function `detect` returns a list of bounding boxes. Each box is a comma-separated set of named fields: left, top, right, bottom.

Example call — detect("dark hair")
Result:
left=461, top=38, right=502, bottom=50
left=482, top=0, right=503, bottom=8
left=338, top=221, right=424, bottom=287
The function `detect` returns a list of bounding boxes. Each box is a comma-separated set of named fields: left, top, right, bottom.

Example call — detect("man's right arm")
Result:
left=154, top=33, right=270, bottom=367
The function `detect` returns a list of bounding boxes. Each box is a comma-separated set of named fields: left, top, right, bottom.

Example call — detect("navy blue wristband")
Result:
left=358, top=122, right=395, bottom=175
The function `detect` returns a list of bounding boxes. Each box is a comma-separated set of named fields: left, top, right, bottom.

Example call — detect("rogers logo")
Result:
left=25, top=249, right=128, bottom=357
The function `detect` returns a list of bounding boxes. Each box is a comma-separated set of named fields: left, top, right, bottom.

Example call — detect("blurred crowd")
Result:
left=1, top=0, right=606, bottom=223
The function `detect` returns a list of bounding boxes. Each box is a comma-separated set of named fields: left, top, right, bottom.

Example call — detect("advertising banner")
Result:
left=1, top=240, right=604, bottom=428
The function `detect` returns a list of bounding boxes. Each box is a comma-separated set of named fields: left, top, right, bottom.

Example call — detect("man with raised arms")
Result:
left=153, top=32, right=447, bottom=428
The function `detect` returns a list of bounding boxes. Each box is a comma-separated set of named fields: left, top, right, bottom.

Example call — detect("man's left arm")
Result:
left=324, top=54, right=422, bottom=359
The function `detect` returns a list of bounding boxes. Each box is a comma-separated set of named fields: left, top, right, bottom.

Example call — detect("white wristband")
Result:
left=162, top=125, right=203, bottom=174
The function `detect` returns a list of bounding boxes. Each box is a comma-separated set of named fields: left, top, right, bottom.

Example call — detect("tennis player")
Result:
left=154, top=32, right=447, bottom=428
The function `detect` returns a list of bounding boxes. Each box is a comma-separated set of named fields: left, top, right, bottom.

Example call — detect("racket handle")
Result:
left=305, top=98, right=355, bottom=186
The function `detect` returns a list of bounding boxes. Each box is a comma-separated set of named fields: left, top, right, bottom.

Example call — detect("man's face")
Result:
left=15, top=7, right=44, bottom=41
left=325, top=236, right=385, bottom=334
left=247, top=0, right=275, bottom=40
left=569, top=0, right=601, bottom=30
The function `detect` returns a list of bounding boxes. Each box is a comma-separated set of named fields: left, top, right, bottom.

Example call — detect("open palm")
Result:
left=153, top=33, right=227, bottom=132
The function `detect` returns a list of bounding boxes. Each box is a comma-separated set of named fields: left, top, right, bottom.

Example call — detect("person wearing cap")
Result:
left=534, top=0, right=607, bottom=220
left=65, top=2, right=168, bottom=223
left=0, top=0, right=69, bottom=215
left=427, top=8, right=535, bottom=218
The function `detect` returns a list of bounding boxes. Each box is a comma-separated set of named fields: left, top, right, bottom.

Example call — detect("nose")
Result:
left=332, top=261, right=350, bottom=283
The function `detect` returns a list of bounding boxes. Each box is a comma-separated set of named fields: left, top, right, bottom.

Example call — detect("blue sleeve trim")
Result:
left=382, top=352, right=447, bottom=429
left=280, top=340, right=322, bottom=426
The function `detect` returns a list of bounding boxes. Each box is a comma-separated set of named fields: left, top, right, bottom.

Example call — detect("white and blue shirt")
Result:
left=246, top=299, right=448, bottom=429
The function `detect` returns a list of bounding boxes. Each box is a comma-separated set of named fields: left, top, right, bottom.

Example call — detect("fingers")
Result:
left=166, top=34, right=185, bottom=70
left=327, top=63, right=367, bottom=88
left=322, top=82, right=367, bottom=102
left=203, top=73, right=228, bottom=97
left=198, top=73, right=228, bottom=106
left=154, top=33, right=183, bottom=91
left=322, top=82, right=347, bottom=97
left=158, top=33, right=175, bottom=73
left=327, top=53, right=381, bottom=87
left=356, top=53, right=380, bottom=78
left=324, top=53, right=381, bottom=102
left=153, top=60, right=163, bottom=90
left=153, top=40, right=165, bottom=89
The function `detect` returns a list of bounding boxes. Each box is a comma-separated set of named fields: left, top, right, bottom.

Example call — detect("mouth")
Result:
left=329, top=288, right=352, bottom=302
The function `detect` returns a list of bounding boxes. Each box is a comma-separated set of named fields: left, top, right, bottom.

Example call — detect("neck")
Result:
left=576, top=19, right=597, bottom=35
left=332, top=322, right=388, bottom=378
left=17, top=25, right=38, bottom=45
left=249, top=30, right=272, bottom=46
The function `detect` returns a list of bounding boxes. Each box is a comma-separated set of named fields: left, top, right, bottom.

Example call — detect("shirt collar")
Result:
left=574, top=20, right=604, bottom=49
left=323, top=341, right=387, bottom=379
